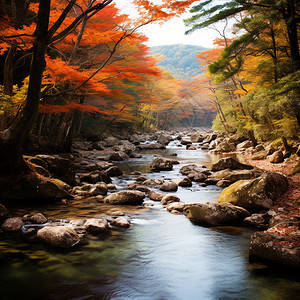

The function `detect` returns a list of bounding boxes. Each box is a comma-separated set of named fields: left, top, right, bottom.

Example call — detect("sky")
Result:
left=113, top=0, right=223, bottom=48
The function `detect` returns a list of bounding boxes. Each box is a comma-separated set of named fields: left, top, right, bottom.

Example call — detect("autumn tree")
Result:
left=0, top=0, right=114, bottom=174
left=0, top=0, right=198, bottom=176
left=185, top=0, right=300, bottom=143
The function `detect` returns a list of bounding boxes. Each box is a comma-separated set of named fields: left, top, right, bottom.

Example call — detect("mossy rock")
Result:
left=186, top=202, right=250, bottom=226
left=219, top=172, right=288, bottom=211
left=0, top=174, right=71, bottom=200
left=211, top=157, right=253, bottom=171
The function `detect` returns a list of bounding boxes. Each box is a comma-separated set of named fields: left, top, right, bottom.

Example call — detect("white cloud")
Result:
left=113, top=0, right=224, bottom=48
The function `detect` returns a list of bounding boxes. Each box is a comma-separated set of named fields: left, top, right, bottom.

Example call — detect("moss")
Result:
left=218, top=180, right=249, bottom=204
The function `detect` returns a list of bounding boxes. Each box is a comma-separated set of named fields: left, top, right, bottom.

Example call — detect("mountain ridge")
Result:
left=150, top=44, right=208, bottom=80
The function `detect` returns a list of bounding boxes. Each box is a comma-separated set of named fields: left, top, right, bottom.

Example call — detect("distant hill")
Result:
left=150, top=44, right=208, bottom=80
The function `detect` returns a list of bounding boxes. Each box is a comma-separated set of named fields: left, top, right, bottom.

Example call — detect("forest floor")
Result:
left=244, top=153, right=300, bottom=217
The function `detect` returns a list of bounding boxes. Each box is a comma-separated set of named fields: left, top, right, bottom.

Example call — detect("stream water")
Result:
left=0, top=140, right=300, bottom=299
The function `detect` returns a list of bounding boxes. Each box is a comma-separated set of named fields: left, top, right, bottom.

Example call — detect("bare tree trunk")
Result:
left=0, top=0, right=51, bottom=174
left=3, top=43, right=17, bottom=96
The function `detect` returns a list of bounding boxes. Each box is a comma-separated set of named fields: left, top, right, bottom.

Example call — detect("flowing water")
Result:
left=0, top=140, right=299, bottom=299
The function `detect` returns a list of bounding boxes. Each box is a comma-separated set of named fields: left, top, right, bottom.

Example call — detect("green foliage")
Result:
left=0, top=81, right=28, bottom=127
left=185, top=0, right=244, bottom=34
left=150, top=44, right=208, bottom=80
left=242, top=71, right=300, bottom=140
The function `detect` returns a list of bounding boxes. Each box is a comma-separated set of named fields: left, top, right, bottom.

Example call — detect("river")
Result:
left=0, top=139, right=299, bottom=299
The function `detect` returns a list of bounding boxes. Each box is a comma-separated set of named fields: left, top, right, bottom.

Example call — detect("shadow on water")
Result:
left=0, top=139, right=300, bottom=299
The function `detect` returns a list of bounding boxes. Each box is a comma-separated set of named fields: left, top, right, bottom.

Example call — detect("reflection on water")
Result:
left=0, top=139, right=300, bottom=299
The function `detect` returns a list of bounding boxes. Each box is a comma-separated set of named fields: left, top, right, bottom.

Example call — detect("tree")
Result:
left=0, top=0, right=198, bottom=175
left=185, top=0, right=300, bottom=69
left=0, top=0, right=113, bottom=174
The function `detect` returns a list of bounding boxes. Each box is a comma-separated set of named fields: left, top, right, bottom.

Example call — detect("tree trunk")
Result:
left=282, top=0, right=300, bottom=69
left=247, top=129, right=258, bottom=147
left=0, top=1, right=50, bottom=174
left=3, top=43, right=17, bottom=96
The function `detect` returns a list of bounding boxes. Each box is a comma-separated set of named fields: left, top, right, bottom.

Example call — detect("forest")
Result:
left=0, top=0, right=211, bottom=161
left=185, top=0, right=300, bottom=146
left=0, top=1, right=300, bottom=298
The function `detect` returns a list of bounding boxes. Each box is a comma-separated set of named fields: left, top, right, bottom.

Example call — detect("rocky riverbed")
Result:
left=0, top=129, right=300, bottom=295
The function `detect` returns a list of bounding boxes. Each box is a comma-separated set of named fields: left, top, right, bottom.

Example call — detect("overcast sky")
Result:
left=113, top=0, right=222, bottom=48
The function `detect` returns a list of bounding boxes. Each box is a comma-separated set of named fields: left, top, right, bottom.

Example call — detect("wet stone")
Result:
left=110, top=217, right=131, bottom=228
left=2, top=217, right=24, bottom=232
left=29, top=213, right=48, bottom=224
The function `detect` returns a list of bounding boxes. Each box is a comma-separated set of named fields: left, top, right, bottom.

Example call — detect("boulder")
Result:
left=190, top=133, right=205, bottom=143
left=112, top=141, right=136, bottom=154
left=244, top=213, right=268, bottom=229
left=255, top=144, right=265, bottom=152
left=251, top=151, right=268, bottom=160
left=84, top=161, right=114, bottom=172
left=110, top=217, right=131, bottom=228
left=181, top=140, right=192, bottom=147
left=208, top=169, right=261, bottom=184
left=141, top=179, right=164, bottom=186
left=211, top=157, right=253, bottom=171
left=93, top=141, right=106, bottom=150
left=213, top=140, right=236, bottom=153
left=2, top=217, right=24, bottom=232
left=104, top=190, right=145, bottom=205
left=187, top=172, right=208, bottom=183
left=161, top=194, right=180, bottom=205
left=135, top=176, right=148, bottom=182
left=216, top=179, right=232, bottom=187
left=205, top=133, right=217, bottom=143
left=186, top=202, right=250, bottom=226
left=79, top=171, right=111, bottom=184
left=160, top=181, right=178, bottom=192
left=157, top=134, right=173, bottom=146
left=166, top=202, right=186, bottom=213
left=172, top=178, right=192, bottom=187
left=69, top=219, right=86, bottom=226
left=186, top=144, right=197, bottom=150
left=29, top=213, right=48, bottom=224
left=180, top=164, right=209, bottom=175
left=84, top=218, right=110, bottom=233
left=236, top=140, right=253, bottom=150
left=0, top=204, right=9, bottom=219
left=109, top=151, right=130, bottom=161
left=73, top=183, right=107, bottom=196
left=137, top=143, right=165, bottom=150
left=37, top=226, right=80, bottom=248
left=72, top=140, right=93, bottom=151
left=219, top=172, right=288, bottom=211
left=269, top=150, right=284, bottom=163
left=150, top=158, right=173, bottom=172
left=103, top=166, right=123, bottom=177
left=128, top=184, right=150, bottom=194
left=104, top=137, right=119, bottom=147
left=0, top=174, right=71, bottom=200
left=35, top=154, right=76, bottom=185
left=149, top=190, right=164, bottom=201
left=249, top=224, right=300, bottom=268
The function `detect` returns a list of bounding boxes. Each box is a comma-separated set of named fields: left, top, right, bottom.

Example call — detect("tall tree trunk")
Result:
left=0, top=0, right=50, bottom=174
left=3, top=43, right=17, bottom=96
left=282, top=0, right=300, bottom=69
